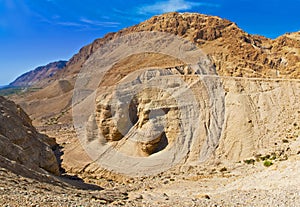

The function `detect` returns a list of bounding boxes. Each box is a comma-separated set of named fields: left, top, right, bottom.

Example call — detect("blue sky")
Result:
left=0, top=0, right=299, bottom=85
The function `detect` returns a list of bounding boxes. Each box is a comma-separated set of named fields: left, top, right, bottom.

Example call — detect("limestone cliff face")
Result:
left=74, top=49, right=299, bottom=176
left=216, top=78, right=299, bottom=160
left=0, top=96, right=59, bottom=176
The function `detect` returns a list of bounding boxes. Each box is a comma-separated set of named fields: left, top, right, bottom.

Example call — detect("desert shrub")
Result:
left=258, top=154, right=272, bottom=161
left=270, top=152, right=277, bottom=160
left=263, top=160, right=273, bottom=167
left=220, top=167, right=227, bottom=172
left=244, top=159, right=255, bottom=165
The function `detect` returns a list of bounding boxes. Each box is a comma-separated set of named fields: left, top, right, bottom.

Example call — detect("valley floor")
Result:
left=1, top=157, right=300, bottom=206
left=1, top=125, right=299, bottom=206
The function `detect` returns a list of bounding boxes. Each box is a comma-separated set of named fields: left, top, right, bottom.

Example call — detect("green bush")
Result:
left=263, top=160, right=273, bottom=167
left=244, top=159, right=255, bottom=165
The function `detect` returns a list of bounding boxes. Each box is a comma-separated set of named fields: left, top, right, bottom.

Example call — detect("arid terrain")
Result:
left=1, top=12, right=299, bottom=206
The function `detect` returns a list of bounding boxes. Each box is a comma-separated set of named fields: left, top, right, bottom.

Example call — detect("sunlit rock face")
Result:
left=0, top=96, right=60, bottom=176
left=79, top=55, right=298, bottom=176
left=71, top=27, right=299, bottom=177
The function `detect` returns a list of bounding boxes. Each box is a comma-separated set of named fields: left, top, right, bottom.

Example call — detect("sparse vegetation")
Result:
left=282, top=139, right=289, bottom=143
left=259, top=154, right=271, bottom=161
left=0, top=86, right=41, bottom=96
left=45, top=109, right=69, bottom=125
left=0, top=86, right=24, bottom=96
left=244, top=159, right=255, bottom=165
left=263, top=160, right=273, bottom=167
left=252, top=150, right=290, bottom=167
left=220, top=167, right=227, bottom=172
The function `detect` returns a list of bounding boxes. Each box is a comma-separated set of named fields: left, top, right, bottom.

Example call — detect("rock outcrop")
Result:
left=0, top=96, right=59, bottom=176
left=71, top=36, right=299, bottom=175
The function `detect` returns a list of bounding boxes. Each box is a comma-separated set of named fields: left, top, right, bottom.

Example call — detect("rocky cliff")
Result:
left=0, top=96, right=59, bottom=176
left=70, top=41, right=299, bottom=176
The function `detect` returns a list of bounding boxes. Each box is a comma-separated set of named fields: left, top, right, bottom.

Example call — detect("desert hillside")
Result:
left=2, top=12, right=300, bottom=206
left=55, top=12, right=299, bottom=82
left=0, top=96, right=130, bottom=206
left=0, top=96, right=59, bottom=176
left=11, top=12, right=300, bottom=126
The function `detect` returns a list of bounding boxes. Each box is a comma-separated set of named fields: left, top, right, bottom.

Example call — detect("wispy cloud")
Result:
left=137, top=0, right=219, bottom=15
left=37, top=15, right=120, bottom=31
left=55, top=19, right=120, bottom=31
left=57, top=21, right=85, bottom=27
left=79, top=17, right=120, bottom=27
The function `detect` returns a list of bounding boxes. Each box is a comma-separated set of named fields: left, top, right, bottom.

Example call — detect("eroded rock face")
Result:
left=74, top=50, right=298, bottom=177
left=216, top=78, right=300, bottom=160
left=0, top=96, right=59, bottom=175
left=77, top=55, right=225, bottom=176
left=95, top=87, right=180, bottom=157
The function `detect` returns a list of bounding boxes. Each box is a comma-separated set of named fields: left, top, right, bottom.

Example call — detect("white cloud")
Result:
left=57, top=21, right=84, bottom=27
left=79, top=17, right=120, bottom=27
left=137, top=0, right=219, bottom=15
left=53, top=18, right=120, bottom=31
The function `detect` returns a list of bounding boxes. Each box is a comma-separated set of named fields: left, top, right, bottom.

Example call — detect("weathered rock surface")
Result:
left=216, top=78, right=299, bottom=160
left=64, top=28, right=299, bottom=177
left=0, top=96, right=59, bottom=176
left=75, top=63, right=299, bottom=176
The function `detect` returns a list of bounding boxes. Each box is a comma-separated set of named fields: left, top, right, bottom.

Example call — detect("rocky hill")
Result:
left=2, top=12, right=300, bottom=206
left=7, top=12, right=299, bottom=168
left=0, top=96, right=133, bottom=206
left=53, top=12, right=299, bottom=83
left=8, top=13, right=299, bottom=170
left=10, top=12, right=300, bottom=126
left=10, top=60, right=67, bottom=87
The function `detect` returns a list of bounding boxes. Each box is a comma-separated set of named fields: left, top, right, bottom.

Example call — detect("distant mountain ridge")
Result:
left=10, top=60, right=67, bottom=87
left=0, top=85, right=8, bottom=89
